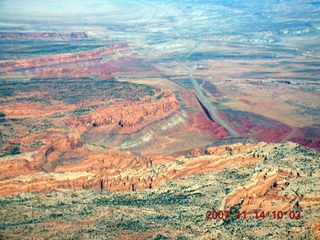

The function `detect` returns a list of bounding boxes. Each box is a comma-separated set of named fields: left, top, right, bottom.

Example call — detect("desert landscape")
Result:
left=0, top=0, right=319, bottom=239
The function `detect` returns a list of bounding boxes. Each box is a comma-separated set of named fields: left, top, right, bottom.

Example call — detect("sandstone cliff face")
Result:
left=41, top=134, right=85, bottom=172
left=0, top=172, right=94, bottom=196
left=0, top=159, right=38, bottom=181
left=45, top=134, right=83, bottom=156
left=0, top=44, right=130, bottom=73
left=312, top=222, right=320, bottom=240
left=221, top=169, right=320, bottom=218
left=0, top=150, right=176, bottom=195
left=0, top=143, right=250, bottom=195
left=67, top=91, right=179, bottom=135
left=56, top=151, right=176, bottom=192
left=0, top=134, right=84, bottom=181
left=2, top=141, right=318, bottom=199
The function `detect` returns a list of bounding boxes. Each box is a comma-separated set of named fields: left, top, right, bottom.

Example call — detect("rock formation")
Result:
left=0, top=44, right=130, bottom=73
left=1, top=141, right=318, bottom=205
left=67, top=91, right=179, bottom=135
left=221, top=169, right=320, bottom=218
left=312, top=222, right=320, bottom=240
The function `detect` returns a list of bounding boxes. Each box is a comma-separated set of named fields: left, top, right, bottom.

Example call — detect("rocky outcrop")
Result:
left=0, top=44, right=130, bottom=73
left=312, top=222, right=320, bottom=240
left=0, top=142, right=264, bottom=195
left=0, top=159, right=38, bottom=181
left=221, top=169, right=320, bottom=218
left=187, top=143, right=261, bottom=157
left=0, top=150, right=176, bottom=195
left=67, top=91, right=179, bottom=135
left=55, top=151, right=175, bottom=192
left=188, top=148, right=203, bottom=157
left=35, top=67, right=114, bottom=80
left=41, top=134, right=85, bottom=172
left=0, top=172, right=94, bottom=196
left=39, top=68, right=90, bottom=78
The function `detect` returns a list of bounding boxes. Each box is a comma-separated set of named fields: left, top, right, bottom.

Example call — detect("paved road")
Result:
left=176, top=44, right=239, bottom=137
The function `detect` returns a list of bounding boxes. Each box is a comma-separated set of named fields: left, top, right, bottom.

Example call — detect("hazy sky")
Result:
left=0, top=0, right=140, bottom=31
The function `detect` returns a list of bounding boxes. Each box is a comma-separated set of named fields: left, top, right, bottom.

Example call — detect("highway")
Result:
left=176, top=44, right=239, bottom=137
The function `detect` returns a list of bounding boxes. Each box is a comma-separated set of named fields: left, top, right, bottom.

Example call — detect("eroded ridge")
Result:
left=1, top=141, right=318, bottom=201
left=0, top=44, right=130, bottom=73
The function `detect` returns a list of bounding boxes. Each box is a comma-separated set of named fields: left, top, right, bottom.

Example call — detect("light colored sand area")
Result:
left=0, top=151, right=37, bottom=162
left=9, top=172, right=95, bottom=182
